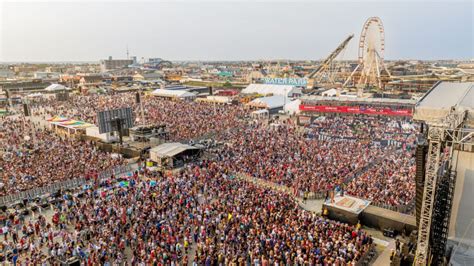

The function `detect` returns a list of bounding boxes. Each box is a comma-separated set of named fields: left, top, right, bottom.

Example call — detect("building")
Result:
left=0, top=80, right=51, bottom=93
left=100, top=56, right=134, bottom=72
left=247, top=95, right=287, bottom=114
left=0, top=69, right=15, bottom=80
left=133, top=72, right=163, bottom=81
left=148, top=58, right=164, bottom=64
left=299, top=95, right=416, bottom=118
left=150, top=89, right=197, bottom=100
left=79, top=75, right=105, bottom=86
left=34, top=72, right=60, bottom=79
left=242, top=84, right=302, bottom=98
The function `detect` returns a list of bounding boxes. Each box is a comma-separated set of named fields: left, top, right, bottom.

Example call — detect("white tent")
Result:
left=284, top=99, right=301, bottom=115
left=248, top=95, right=286, bottom=109
left=321, top=88, right=338, bottom=97
left=149, top=142, right=200, bottom=167
left=196, top=96, right=231, bottom=104
left=150, top=142, right=198, bottom=158
left=44, top=84, right=70, bottom=91
left=250, top=109, right=269, bottom=119
left=27, top=92, right=43, bottom=98
left=151, top=89, right=196, bottom=99
left=242, top=84, right=302, bottom=97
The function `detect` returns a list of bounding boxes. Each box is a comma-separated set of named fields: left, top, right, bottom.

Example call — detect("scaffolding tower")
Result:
left=415, top=110, right=468, bottom=264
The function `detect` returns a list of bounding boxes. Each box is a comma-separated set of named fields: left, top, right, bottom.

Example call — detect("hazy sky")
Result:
left=0, top=0, right=473, bottom=62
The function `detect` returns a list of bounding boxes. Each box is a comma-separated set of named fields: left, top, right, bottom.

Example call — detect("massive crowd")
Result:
left=345, top=150, right=416, bottom=206
left=31, top=93, right=247, bottom=141
left=217, top=120, right=382, bottom=193
left=0, top=116, right=125, bottom=196
left=5, top=94, right=418, bottom=208
left=0, top=93, right=423, bottom=264
left=0, top=161, right=373, bottom=265
left=217, top=117, right=417, bottom=206
left=309, top=116, right=417, bottom=142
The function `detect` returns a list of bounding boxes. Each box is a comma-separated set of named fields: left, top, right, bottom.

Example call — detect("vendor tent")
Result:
left=321, top=88, right=338, bottom=97
left=44, top=84, right=71, bottom=92
left=284, top=99, right=301, bottom=115
left=196, top=96, right=231, bottom=104
left=150, top=142, right=201, bottom=168
left=242, top=84, right=301, bottom=97
left=248, top=95, right=286, bottom=109
left=151, top=89, right=196, bottom=99
left=150, top=142, right=198, bottom=158
left=47, top=116, right=94, bottom=134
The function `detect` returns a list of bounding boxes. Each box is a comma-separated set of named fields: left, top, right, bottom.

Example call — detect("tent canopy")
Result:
left=151, top=89, right=196, bottom=98
left=284, top=99, right=301, bottom=115
left=242, top=84, right=301, bottom=97
left=47, top=116, right=94, bottom=129
left=44, top=84, right=71, bottom=91
left=150, top=142, right=199, bottom=158
left=248, top=95, right=286, bottom=109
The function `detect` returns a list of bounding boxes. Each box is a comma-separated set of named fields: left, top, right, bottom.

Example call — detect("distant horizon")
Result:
left=1, top=58, right=474, bottom=65
left=1, top=1, right=472, bottom=62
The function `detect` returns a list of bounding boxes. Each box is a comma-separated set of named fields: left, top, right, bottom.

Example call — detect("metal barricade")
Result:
left=0, top=164, right=135, bottom=207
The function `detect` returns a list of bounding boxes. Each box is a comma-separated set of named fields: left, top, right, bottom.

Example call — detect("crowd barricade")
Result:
left=0, top=164, right=135, bottom=207
left=369, top=199, right=415, bottom=214
left=356, top=244, right=377, bottom=266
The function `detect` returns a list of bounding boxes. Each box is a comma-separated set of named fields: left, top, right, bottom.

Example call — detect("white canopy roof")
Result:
left=242, top=84, right=301, bottom=97
left=44, top=84, right=70, bottom=91
left=248, top=95, right=286, bottom=109
left=321, top=88, right=338, bottom=97
left=151, top=89, right=196, bottom=98
left=150, top=142, right=199, bottom=157
left=414, top=82, right=474, bottom=126
left=284, top=99, right=301, bottom=115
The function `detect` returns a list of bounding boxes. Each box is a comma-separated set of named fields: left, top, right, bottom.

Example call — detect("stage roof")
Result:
left=414, top=82, right=474, bottom=127
left=150, top=142, right=199, bottom=158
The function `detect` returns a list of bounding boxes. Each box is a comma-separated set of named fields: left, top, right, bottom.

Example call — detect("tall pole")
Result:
left=140, top=88, right=145, bottom=125
left=116, top=118, right=123, bottom=146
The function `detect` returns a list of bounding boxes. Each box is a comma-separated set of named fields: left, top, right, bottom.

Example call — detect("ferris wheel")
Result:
left=344, top=17, right=391, bottom=90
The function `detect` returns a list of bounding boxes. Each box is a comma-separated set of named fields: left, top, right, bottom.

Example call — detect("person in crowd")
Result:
left=0, top=116, right=125, bottom=196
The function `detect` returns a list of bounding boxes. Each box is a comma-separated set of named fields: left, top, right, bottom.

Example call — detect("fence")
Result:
left=297, top=163, right=374, bottom=201
left=97, top=164, right=134, bottom=180
left=0, top=164, right=135, bottom=207
left=356, top=244, right=377, bottom=266
left=0, top=177, right=86, bottom=207
left=370, top=199, right=415, bottom=215
left=311, top=133, right=412, bottom=148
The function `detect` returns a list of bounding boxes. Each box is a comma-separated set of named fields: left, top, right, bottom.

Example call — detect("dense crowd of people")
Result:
left=0, top=93, right=424, bottom=264
left=216, top=117, right=417, bottom=206
left=309, top=116, right=418, bottom=143
left=31, top=93, right=247, bottom=141
left=6, top=95, right=418, bottom=208
left=0, top=116, right=125, bottom=196
left=345, top=150, right=416, bottom=206
left=218, top=120, right=382, bottom=193
left=0, top=161, right=372, bottom=264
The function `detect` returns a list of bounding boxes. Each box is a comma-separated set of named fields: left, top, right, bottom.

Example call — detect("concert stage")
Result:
left=361, top=206, right=416, bottom=234
left=323, top=194, right=371, bottom=225
left=324, top=194, right=417, bottom=234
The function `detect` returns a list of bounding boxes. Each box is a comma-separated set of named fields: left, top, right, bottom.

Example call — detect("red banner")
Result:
left=299, top=105, right=412, bottom=116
